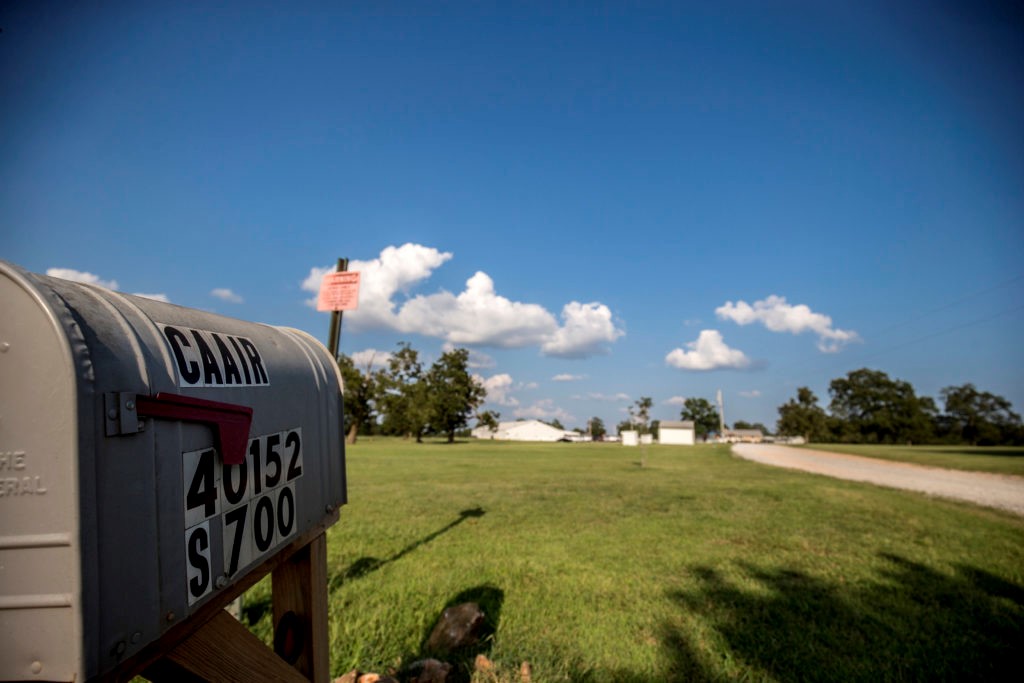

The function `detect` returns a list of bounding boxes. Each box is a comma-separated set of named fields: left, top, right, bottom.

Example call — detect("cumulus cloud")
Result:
left=716, top=295, right=859, bottom=353
left=514, top=399, right=573, bottom=424
left=476, top=373, right=520, bottom=407
left=350, top=349, right=393, bottom=371
left=132, top=292, right=171, bottom=303
left=665, top=330, right=751, bottom=371
left=302, top=244, right=624, bottom=358
left=211, top=288, right=243, bottom=304
left=665, top=396, right=688, bottom=406
left=541, top=302, right=625, bottom=358
left=47, top=268, right=119, bottom=290
left=553, top=373, right=586, bottom=382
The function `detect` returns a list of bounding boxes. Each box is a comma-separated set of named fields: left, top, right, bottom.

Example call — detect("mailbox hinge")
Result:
left=104, top=392, right=254, bottom=465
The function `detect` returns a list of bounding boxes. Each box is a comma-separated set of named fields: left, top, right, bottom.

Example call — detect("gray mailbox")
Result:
left=0, top=261, right=346, bottom=682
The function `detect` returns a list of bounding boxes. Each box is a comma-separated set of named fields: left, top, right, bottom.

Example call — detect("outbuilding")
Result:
left=659, top=420, right=696, bottom=445
left=471, top=419, right=580, bottom=442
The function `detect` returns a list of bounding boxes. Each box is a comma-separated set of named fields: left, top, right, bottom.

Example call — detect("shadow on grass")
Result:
left=413, top=584, right=504, bottom=682
left=656, top=553, right=1023, bottom=681
left=331, top=507, right=486, bottom=590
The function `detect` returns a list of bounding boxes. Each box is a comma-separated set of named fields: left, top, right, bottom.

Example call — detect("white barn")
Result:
left=659, top=420, right=696, bottom=445
left=472, top=420, right=579, bottom=442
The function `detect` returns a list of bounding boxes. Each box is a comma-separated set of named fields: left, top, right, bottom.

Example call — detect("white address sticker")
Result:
left=183, top=427, right=303, bottom=605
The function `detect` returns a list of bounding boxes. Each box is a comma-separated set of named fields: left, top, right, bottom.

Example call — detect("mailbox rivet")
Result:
left=166, top=611, right=176, bottom=622
left=125, top=400, right=136, bottom=411
left=0, top=342, right=10, bottom=353
left=107, top=408, right=118, bottom=419
left=30, top=661, right=42, bottom=674
left=131, top=631, right=142, bottom=644
left=215, top=575, right=227, bottom=589
left=325, top=504, right=335, bottom=513
left=114, top=641, right=127, bottom=656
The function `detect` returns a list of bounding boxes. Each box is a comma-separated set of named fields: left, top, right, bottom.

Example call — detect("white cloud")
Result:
left=573, top=392, right=631, bottom=402
left=553, top=373, right=586, bottom=382
left=350, top=349, right=393, bottom=371
left=715, top=295, right=859, bottom=353
left=302, top=244, right=624, bottom=358
left=665, top=396, right=688, bottom=406
left=132, top=292, right=171, bottom=303
left=46, top=268, right=118, bottom=290
left=665, top=330, right=751, bottom=371
left=739, top=390, right=762, bottom=398
left=541, top=302, right=625, bottom=358
left=211, top=288, right=243, bottom=304
left=442, top=342, right=496, bottom=369
left=475, top=373, right=520, bottom=407
left=514, top=399, right=573, bottom=423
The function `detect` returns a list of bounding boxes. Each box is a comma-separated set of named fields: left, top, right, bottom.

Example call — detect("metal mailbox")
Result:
left=0, top=261, right=346, bottom=682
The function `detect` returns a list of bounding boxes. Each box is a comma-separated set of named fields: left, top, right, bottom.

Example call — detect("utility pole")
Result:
left=716, top=389, right=725, bottom=436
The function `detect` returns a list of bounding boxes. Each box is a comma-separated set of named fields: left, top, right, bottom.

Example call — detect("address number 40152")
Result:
left=182, top=428, right=304, bottom=605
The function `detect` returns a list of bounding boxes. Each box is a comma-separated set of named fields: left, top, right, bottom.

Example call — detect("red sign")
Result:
left=317, top=272, right=360, bottom=311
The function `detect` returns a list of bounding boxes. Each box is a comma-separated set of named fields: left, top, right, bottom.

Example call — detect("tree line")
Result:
left=776, top=368, right=1022, bottom=445
left=338, top=343, right=485, bottom=444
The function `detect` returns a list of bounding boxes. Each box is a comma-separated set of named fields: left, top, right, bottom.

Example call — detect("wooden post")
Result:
left=272, top=533, right=330, bottom=682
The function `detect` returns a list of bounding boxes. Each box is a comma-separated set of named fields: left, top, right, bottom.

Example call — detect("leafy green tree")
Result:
left=629, top=396, right=653, bottom=435
left=940, top=384, right=1022, bottom=445
left=829, top=368, right=936, bottom=444
left=548, top=418, right=565, bottom=431
left=776, top=387, right=829, bottom=442
left=681, top=398, right=719, bottom=438
left=589, top=417, right=607, bottom=440
left=475, top=410, right=501, bottom=433
left=337, top=353, right=375, bottom=444
left=616, top=420, right=633, bottom=435
left=427, top=347, right=487, bottom=443
left=374, top=342, right=431, bottom=442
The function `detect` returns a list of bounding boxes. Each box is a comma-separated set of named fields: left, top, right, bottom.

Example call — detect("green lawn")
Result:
left=243, top=439, right=1024, bottom=682
left=798, top=443, right=1024, bottom=476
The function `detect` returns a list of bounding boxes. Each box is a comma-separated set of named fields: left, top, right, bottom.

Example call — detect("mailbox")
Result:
left=0, top=261, right=346, bottom=682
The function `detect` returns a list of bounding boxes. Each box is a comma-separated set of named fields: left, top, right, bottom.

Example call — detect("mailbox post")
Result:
left=0, top=261, right=346, bottom=682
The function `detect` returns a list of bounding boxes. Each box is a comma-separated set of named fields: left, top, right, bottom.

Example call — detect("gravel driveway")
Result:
left=731, top=443, right=1024, bottom=516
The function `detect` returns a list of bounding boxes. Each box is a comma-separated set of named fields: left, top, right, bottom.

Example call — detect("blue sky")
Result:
left=3, top=1, right=1022, bottom=431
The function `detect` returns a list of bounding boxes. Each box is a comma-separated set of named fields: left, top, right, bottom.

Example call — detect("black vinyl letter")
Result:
left=239, top=338, right=268, bottom=384
left=188, top=528, right=211, bottom=598
left=228, top=336, right=252, bottom=384
left=191, top=330, right=223, bottom=386
left=164, top=326, right=201, bottom=385
left=213, top=333, right=243, bottom=385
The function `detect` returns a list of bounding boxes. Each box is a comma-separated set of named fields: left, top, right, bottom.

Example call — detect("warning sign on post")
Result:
left=317, top=272, right=360, bottom=311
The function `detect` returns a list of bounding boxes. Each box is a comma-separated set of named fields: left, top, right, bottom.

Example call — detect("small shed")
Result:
left=659, top=420, right=696, bottom=445
left=621, top=430, right=639, bottom=446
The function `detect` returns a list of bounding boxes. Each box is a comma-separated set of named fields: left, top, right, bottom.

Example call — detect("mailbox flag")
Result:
left=317, top=271, right=360, bottom=311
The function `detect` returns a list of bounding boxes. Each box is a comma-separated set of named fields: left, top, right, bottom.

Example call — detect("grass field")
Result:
left=799, top=443, right=1024, bottom=476
left=242, top=439, right=1024, bottom=682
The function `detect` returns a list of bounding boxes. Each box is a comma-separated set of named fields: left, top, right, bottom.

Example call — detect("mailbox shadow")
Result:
left=332, top=507, right=486, bottom=589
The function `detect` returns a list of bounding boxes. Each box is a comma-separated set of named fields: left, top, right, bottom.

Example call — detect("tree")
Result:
left=629, top=396, right=653, bottom=434
left=940, top=384, right=1022, bottom=445
left=733, top=420, right=769, bottom=434
left=829, top=368, right=936, bottom=444
left=374, top=342, right=431, bottom=442
left=681, top=397, right=719, bottom=439
left=548, top=418, right=565, bottom=431
left=475, top=410, right=501, bottom=434
left=616, top=420, right=633, bottom=435
left=337, top=353, right=375, bottom=444
left=589, top=417, right=607, bottom=440
left=427, top=347, right=487, bottom=443
left=776, top=387, right=829, bottom=442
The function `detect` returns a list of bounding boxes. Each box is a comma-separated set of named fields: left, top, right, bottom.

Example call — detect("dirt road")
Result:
left=731, top=443, right=1024, bottom=516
